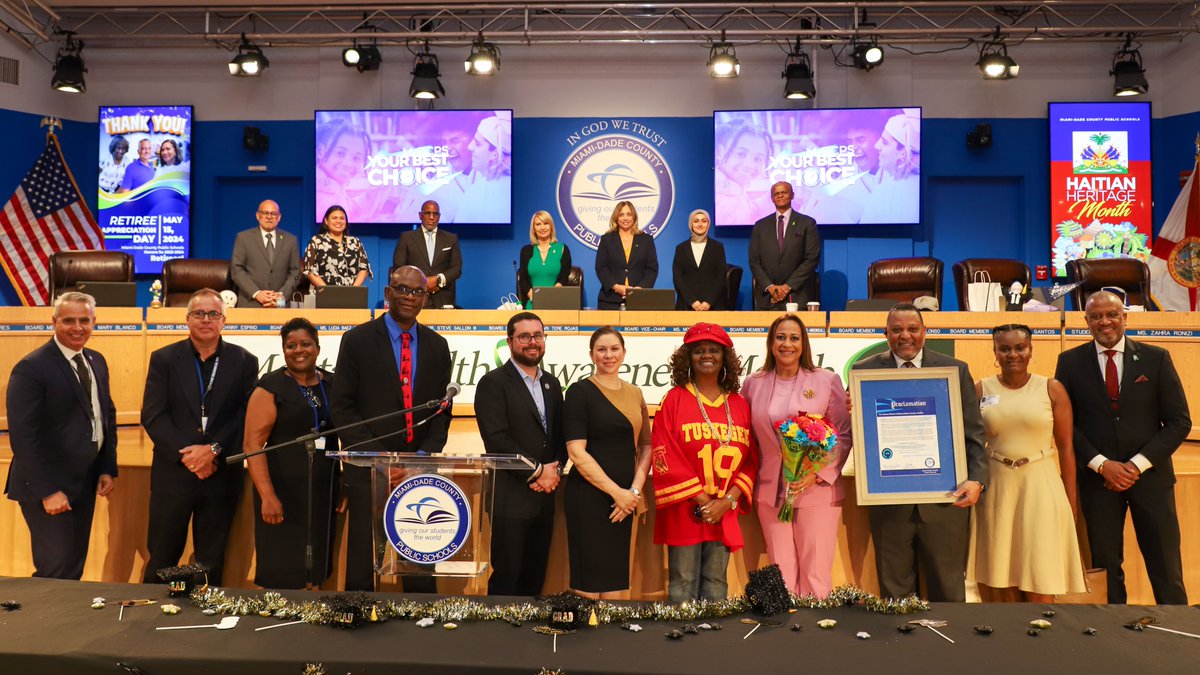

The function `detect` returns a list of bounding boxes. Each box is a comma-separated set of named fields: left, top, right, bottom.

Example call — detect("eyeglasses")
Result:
left=389, top=285, right=427, bottom=297
left=513, top=333, right=546, bottom=345
left=257, top=211, right=281, bottom=218
left=421, top=210, right=441, bottom=217
left=187, top=310, right=224, bottom=321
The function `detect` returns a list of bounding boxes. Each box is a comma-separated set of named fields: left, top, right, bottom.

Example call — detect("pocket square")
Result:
left=1135, top=375, right=1150, bottom=383
left=441, top=247, right=452, bottom=251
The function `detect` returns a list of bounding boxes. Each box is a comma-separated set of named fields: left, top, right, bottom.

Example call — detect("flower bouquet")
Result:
left=775, top=412, right=838, bottom=522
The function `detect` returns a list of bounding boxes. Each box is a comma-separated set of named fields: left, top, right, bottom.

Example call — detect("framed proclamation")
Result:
left=849, top=367, right=968, bottom=506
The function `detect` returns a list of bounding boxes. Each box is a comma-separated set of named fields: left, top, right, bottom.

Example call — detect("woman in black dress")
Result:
left=672, top=208, right=729, bottom=311
left=244, top=317, right=339, bottom=589
left=594, top=201, right=658, bottom=309
left=563, top=326, right=653, bottom=598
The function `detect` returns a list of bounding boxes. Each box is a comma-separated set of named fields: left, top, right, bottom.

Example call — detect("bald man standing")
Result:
left=231, top=199, right=301, bottom=308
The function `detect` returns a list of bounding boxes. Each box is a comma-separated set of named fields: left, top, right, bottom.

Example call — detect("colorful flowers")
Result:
left=775, top=413, right=838, bottom=522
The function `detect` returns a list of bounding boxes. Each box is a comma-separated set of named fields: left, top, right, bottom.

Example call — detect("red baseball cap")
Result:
left=683, top=322, right=732, bottom=348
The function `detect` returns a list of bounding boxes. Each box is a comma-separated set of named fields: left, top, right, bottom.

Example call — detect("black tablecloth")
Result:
left=1, top=577, right=1198, bottom=675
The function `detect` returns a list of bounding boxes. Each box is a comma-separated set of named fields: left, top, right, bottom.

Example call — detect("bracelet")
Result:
left=725, top=493, right=737, bottom=507
left=527, top=463, right=543, bottom=483
left=1096, top=460, right=1106, bottom=475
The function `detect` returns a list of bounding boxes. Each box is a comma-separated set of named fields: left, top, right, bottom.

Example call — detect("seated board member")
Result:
left=6, top=291, right=118, bottom=580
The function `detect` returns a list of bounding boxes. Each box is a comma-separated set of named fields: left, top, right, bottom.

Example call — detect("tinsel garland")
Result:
left=187, top=584, right=928, bottom=629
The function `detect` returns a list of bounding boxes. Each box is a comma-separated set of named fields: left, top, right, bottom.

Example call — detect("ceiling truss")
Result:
left=1, top=2, right=1198, bottom=53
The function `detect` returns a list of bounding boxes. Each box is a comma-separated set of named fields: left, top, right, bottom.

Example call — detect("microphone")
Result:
left=442, top=383, right=461, bottom=403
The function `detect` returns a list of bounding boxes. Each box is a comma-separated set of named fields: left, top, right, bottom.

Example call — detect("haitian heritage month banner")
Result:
left=1049, top=102, right=1152, bottom=278
left=97, top=105, right=193, bottom=274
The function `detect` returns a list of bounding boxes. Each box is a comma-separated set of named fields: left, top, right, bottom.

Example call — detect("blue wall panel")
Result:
left=2, top=109, right=1197, bottom=310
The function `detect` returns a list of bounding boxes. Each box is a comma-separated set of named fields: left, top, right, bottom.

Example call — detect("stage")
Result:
left=0, top=577, right=1197, bottom=674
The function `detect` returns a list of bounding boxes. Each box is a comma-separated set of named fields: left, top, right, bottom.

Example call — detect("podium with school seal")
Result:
left=328, top=451, right=536, bottom=578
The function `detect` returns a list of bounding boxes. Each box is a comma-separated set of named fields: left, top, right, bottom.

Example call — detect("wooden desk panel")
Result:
left=0, top=307, right=144, bottom=430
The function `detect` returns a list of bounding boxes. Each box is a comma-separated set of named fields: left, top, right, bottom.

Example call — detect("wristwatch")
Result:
left=725, top=493, right=738, bottom=507
left=209, top=443, right=222, bottom=456
left=629, top=487, right=641, bottom=497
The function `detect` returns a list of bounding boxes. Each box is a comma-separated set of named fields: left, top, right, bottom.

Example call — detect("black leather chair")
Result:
left=952, top=258, right=1031, bottom=310
left=564, top=265, right=585, bottom=304
left=161, top=259, right=234, bottom=307
left=868, top=257, right=943, bottom=305
left=48, top=250, right=134, bottom=300
left=724, top=264, right=743, bottom=310
left=1066, top=258, right=1154, bottom=310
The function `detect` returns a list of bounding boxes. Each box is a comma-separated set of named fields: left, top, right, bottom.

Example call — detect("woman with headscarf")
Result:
left=671, top=209, right=729, bottom=311
left=859, top=109, right=921, bottom=225
left=652, top=323, right=756, bottom=602
left=456, top=113, right=512, bottom=224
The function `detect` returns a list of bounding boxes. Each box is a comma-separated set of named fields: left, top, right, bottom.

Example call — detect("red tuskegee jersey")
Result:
left=651, top=384, right=757, bottom=549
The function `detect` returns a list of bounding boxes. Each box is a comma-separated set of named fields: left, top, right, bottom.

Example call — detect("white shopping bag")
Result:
left=967, top=271, right=1001, bottom=311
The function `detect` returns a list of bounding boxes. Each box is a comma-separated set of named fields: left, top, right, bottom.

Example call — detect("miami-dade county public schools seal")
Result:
left=557, top=133, right=673, bottom=251
left=383, top=474, right=471, bottom=565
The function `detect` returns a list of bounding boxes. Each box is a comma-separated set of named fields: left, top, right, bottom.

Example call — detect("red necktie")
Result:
left=1104, top=349, right=1119, bottom=411
left=776, top=214, right=786, bottom=251
left=400, top=332, right=414, bottom=442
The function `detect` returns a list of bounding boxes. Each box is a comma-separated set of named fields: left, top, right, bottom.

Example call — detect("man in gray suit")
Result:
left=747, top=181, right=821, bottom=310
left=392, top=200, right=463, bottom=308
left=230, top=199, right=301, bottom=307
left=851, top=302, right=988, bottom=601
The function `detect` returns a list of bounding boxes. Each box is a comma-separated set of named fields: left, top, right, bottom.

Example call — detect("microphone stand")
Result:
left=225, top=394, right=452, bottom=590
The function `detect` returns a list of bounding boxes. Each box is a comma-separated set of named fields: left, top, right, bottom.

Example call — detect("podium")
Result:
left=328, top=452, right=535, bottom=578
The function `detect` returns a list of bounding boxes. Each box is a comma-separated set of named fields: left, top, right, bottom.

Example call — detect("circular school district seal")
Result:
left=1166, top=236, right=1200, bottom=288
left=556, top=133, right=674, bottom=250
left=383, top=473, right=471, bottom=565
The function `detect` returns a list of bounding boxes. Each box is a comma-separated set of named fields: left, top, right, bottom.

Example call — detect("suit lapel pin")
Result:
left=544, top=382, right=550, bottom=390
left=1132, top=354, right=1139, bottom=361
left=803, top=388, right=816, bottom=399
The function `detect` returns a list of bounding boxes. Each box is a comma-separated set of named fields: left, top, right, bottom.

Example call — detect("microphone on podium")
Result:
left=438, top=383, right=461, bottom=408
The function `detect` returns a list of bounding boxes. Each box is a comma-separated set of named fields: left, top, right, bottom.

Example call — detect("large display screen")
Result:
left=97, top=105, right=192, bottom=274
left=1048, top=102, right=1152, bottom=277
left=714, top=107, right=921, bottom=226
left=315, top=110, right=512, bottom=225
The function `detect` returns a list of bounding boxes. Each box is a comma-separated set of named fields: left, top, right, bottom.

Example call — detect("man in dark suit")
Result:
left=141, top=288, right=258, bottom=585
left=331, top=265, right=454, bottom=592
left=6, top=292, right=117, bottom=579
left=1054, top=290, right=1190, bottom=604
left=392, top=200, right=463, bottom=308
left=747, top=181, right=822, bottom=310
left=475, top=311, right=566, bottom=595
left=230, top=199, right=301, bottom=308
left=852, top=303, right=988, bottom=601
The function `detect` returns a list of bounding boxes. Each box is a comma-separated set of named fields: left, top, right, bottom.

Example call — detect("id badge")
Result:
left=315, top=437, right=327, bottom=451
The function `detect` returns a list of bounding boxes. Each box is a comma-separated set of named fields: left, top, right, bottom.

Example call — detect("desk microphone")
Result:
left=439, top=383, right=461, bottom=408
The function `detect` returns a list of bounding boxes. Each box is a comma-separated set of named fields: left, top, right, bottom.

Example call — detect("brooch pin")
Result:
left=803, top=388, right=816, bottom=399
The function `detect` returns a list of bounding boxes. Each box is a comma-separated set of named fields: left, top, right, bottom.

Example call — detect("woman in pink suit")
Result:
left=741, top=313, right=852, bottom=597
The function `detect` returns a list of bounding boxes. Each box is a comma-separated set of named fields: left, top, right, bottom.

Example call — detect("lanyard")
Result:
left=291, top=373, right=330, bottom=433
left=194, top=355, right=220, bottom=419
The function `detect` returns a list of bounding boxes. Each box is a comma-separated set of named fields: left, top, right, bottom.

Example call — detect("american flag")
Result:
left=0, top=132, right=103, bottom=306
